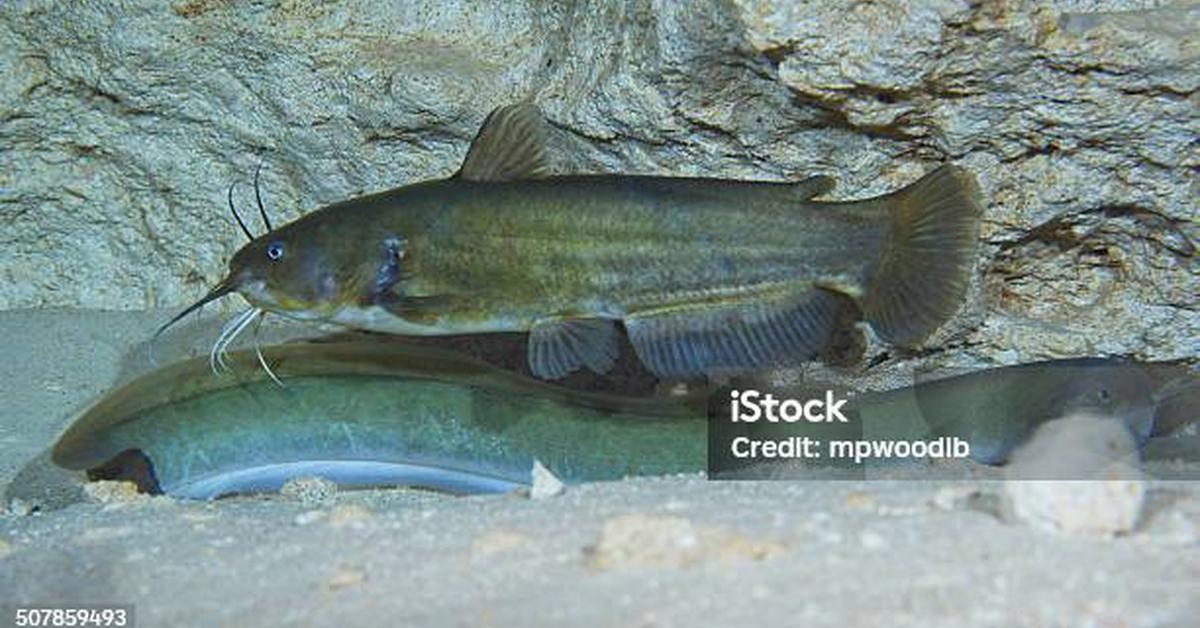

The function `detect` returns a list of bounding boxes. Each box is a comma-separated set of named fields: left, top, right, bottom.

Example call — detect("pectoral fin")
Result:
left=527, top=317, right=620, bottom=380
left=624, top=288, right=841, bottom=379
left=456, top=101, right=549, bottom=182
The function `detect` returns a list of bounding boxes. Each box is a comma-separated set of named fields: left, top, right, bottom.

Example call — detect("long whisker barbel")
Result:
left=209, top=307, right=259, bottom=375
left=149, top=280, right=236, bottom=367
left=229, top=182, right=254, bottom=242
left=253, top=161, right=273, bottom=232
left=211, top=310, right=244, bottom=372
left=210, top=309, right=244, bottom=372
left=253, top=310, right=285, bottom=387
left=220, top=308, right=260, bottom=372
left=222, top=307, right=260, bottom=370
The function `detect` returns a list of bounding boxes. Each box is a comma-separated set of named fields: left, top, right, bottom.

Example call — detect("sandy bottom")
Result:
left=1, top=309, right=1197, bottom=627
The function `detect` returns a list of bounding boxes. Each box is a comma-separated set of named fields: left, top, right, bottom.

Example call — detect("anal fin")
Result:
left=528, top=317, right=620, bottom=380
left=625, top=288, right=841, bottom=379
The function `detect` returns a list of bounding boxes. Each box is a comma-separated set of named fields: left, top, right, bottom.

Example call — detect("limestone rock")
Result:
left=1, top=0, right=1194, bottom=368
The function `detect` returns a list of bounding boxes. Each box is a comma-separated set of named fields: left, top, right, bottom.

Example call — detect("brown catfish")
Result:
left=161, top=103, right=983, bottom=380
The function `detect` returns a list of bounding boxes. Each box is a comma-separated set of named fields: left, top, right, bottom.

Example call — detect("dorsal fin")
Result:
left=455, top=101, right=549, bottom=181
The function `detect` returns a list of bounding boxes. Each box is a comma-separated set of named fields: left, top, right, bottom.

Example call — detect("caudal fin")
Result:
left=862, top=165, right=982, bottom=345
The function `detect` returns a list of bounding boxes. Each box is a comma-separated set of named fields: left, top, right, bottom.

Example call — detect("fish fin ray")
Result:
left=624, top=289, right=841, bottom=379
left=863, top=165, right=982, bottom=345
left=527, top=317, right=619, bottom=380
left=456, top=101, right=549, bottom=182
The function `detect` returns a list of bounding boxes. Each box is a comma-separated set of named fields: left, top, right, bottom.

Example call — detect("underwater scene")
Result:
left=1, top=1, right=1197, bottom=626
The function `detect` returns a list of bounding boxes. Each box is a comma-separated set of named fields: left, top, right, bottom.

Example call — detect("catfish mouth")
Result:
left=236, top=279, right=334, bottom=321
left=152, top=274, right=286, bottom=381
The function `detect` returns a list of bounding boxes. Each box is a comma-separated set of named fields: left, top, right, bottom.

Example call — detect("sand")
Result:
left=1, top=310, right=1197, bottom=626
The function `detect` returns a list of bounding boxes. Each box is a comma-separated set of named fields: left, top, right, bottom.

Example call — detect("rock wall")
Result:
left=1, top=0, right=1195, bottom=364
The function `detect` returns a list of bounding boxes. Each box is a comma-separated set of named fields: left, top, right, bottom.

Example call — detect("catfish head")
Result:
left=153, top=178, right=411, bottom=375
left=227, top=219, right=408, bottom=321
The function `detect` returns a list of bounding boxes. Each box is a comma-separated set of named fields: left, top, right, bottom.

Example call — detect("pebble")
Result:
left=1003, top=415, right=1145, bottom=537
left=325, top=566, right=367, bottom=591
left=585, top=514, right=785, bottom=569
left=530, top=459, right=565, bottom=500
left=82, top=480, right=144, bottom=504
left=279, top=476, right=338, bottom=506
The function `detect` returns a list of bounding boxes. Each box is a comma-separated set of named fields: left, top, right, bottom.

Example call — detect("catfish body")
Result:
left=273, top=176, right=885, bottom=332
left=192, top=103, right=983, bottom=380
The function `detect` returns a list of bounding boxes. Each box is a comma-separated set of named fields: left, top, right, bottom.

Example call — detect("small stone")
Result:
left=327, top=504, right=373, bottom=529
left=843, top=491, right=877, bottom=511
left=471, top=530, right=531, bottom=556
left=1004, top=415, right=1145, bottom=537
left=585, top=514, right=784, bottom=569
left=530, top=459, right=565, bottom=500
left=5, top=498, right=33, bottom=517
left=586, top=514, right=701, bottom=569
left=82, top=480, right=144, bottom=504
left=325, top=566, right=367, bottom=591
left=279, top=476, right=338, bottom=506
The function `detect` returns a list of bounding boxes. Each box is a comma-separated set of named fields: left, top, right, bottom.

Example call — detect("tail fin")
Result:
left=862, top=165, right=982, bottom=345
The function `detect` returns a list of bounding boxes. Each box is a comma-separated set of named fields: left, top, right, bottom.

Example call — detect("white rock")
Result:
left=529, top=459, right=565, bottom=500
left=82, top=480, right=145, bottom=504
left=1004, top=414, right=1145, bottom=538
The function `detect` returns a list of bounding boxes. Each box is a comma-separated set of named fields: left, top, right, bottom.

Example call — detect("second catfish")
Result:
left=168, top=103, right=983, bottom=380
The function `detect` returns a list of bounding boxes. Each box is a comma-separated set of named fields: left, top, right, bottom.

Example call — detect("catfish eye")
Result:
left=266, top=241, right=284, bottom=261
left=1097, top=388, right=1111, bottom=403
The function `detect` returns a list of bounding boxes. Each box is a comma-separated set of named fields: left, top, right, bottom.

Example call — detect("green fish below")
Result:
left=160, top=102, right=984, bottom=380
left=51, top=340, right=708, bottom=499
left=49, top=343, right=1196, bottom=499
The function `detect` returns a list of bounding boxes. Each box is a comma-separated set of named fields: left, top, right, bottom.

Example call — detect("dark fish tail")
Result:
left=862, top=165, right=983, bottom=345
